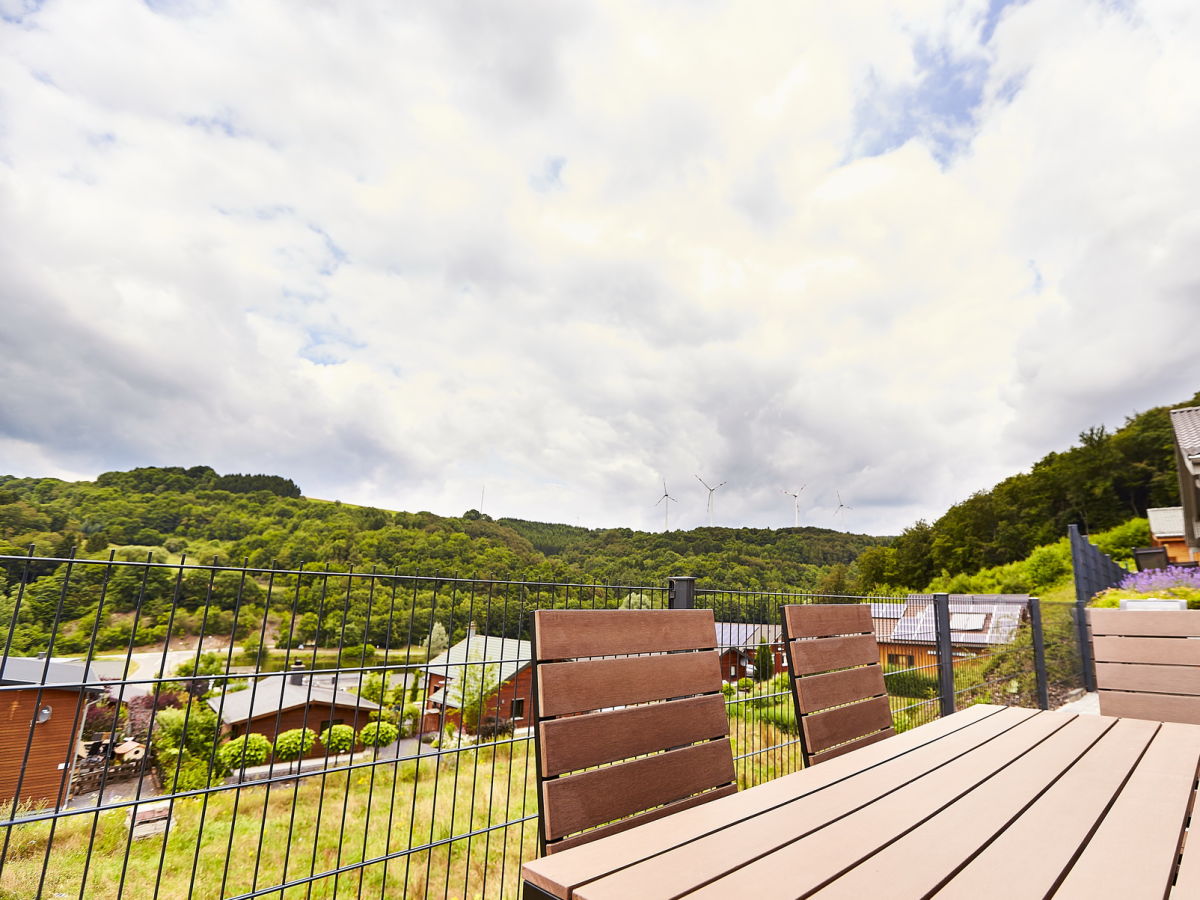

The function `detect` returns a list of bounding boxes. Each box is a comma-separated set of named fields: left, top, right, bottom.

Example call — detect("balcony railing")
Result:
left=0, top=553, right=1073, bottom=898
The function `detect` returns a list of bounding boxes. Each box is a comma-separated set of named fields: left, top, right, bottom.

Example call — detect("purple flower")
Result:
left=1118, top=566, right=1200, bottom=592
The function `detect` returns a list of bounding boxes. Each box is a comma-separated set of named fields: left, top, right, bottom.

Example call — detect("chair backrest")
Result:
left=529, top=608, right=736, bottom=855
left=1090, top=608, right=1200, bottom=723
left=782, top=604, right=893, bottom=766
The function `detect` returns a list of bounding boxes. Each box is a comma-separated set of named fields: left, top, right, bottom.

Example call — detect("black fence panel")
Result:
left=0, top=554, right=1051, bottom=899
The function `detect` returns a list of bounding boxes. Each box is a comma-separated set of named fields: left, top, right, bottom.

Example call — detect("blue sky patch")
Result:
left=529, top=156, right=566, bottom=192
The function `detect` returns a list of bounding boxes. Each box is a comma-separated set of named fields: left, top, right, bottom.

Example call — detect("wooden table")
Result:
left=522, top=704, right=1200, bottom=899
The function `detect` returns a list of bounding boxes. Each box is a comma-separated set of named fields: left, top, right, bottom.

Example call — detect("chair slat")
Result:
left=783, top=604, right=873, bottom=639
left=1090, top=609, right=1200, bottom=637
left=807, top=728, right=896, bottom=765
left=1095, top=661, right=1200, bottom=695
left=541, top=738, right=735, bottom=841
left=795, top=665, right=886, bottom=712
left=536, top=651, right=721, bottom=718
left=788, top=634, right=878, bottom=677
left=546, top=784, right=739, bottom=855
left=538, top=694, right=728, bottom=778
left=1098, top=691, right=1200, bottom=724
left=802, top=695, right=894, bottom=754
left=1093, top=635, right=1200, bottom=666
left=533, top=609, right=717, bottom=660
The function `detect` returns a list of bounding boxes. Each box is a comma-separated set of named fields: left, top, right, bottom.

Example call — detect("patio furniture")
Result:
left=781, top=603, right=893, bottom=765
left=1091, top=607, right=1200, bottom=723
left=522, top=704, right=1200, bottom=899
left=528, top=608, right=736, bottom=856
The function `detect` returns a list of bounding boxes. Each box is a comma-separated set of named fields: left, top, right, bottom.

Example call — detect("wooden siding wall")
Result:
left=0, top=688, right=86, bottom=807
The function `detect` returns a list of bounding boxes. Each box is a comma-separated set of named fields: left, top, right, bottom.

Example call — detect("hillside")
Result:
left=853, top=390, right=1200, bottom=591
left=0, top=467, right=885, bottom=592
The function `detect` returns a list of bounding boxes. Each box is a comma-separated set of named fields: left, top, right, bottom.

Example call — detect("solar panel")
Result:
left=950, top=612, right=986, bottom=631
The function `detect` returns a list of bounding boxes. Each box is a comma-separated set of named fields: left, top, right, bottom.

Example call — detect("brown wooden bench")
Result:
left=1090, top=607, right=1200, bottom=723
left=529, top=608, right=737, bottom=856
left=782, top=603, right=893, bottom=766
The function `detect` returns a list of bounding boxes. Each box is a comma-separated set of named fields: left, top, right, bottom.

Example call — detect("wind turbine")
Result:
left=781, top=486, right=805, bottom=527
left=655, top=478, right=677, bottom=532
left=694, top=474, right=726, bottom=527
left=833, top=490, right=853, bottom=518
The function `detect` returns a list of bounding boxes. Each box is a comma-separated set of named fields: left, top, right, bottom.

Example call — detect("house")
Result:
left=205, top=667, right=380, bottom=758
left=0, top=656, right=102, bottom=807
left=1147, top=506, right=1192, bottom=564
left=874, top=595, right=1030, bottom=671
left=714, top=622, right=785, bottom=681
left=420, top=628, right=532, bottom=734
left=1164, top=406, right=1200, bottom=563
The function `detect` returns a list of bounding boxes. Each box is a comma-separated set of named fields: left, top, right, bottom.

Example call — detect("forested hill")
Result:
left=0, top=467, right=885, bottom=593
left=858, top=389, right=1200, bottom=591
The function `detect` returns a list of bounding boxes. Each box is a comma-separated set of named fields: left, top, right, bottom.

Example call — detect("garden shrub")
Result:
left=217, top=733, right=272, bottom=771
left=273, top=727, right=317, bottom=761
left=358, top=721, right=399, bottom=747
left=736, top=677, right=753, bottom=693
left=319, top=723, right=356, bottom=754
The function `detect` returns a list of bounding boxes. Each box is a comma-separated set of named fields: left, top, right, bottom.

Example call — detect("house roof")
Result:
left=1171, top=407, right=1200, bottom=458
left=714, top=622, right=780, bottom=650
left=205, top=674, right=380, bottom=725
left=0, top=656, right=99, bottom=691
left=886, top=595, right=1030, bottom=647
left=1148, top=506, right=1186, bottom=538
left=421, top=629, right=532, bottom=687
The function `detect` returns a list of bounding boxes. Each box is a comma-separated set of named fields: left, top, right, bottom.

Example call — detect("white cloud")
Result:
left=1, top=0, right=1197, bottom=536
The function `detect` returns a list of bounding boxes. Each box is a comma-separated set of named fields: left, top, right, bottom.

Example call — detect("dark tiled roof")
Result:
left=1171, top=407, right=1200, bottom=457
left=206, top=674, right=380, bottom=725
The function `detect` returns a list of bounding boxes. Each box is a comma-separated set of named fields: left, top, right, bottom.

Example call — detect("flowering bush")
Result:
left=1094, top=566, right=1200, bottom=609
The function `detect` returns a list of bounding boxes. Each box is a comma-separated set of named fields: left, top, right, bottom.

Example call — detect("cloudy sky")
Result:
left=1, top=0, right=1197, bottom=535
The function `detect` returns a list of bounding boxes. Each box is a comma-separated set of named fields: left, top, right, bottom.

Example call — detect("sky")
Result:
left=1, top=0, right=1198, bottom=536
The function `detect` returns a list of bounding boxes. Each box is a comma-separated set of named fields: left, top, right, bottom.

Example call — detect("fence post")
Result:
left=1075, top=598, right=1096, bottom=692
left=933, top=593, right=956, bottom=717
left=1029, top=596, right=1050, bottom=710
left=667, top=576, right=696, bottom=609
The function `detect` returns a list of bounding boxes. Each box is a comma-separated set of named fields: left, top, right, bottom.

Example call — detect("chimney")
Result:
left=289, top=660, right=305, bottom=687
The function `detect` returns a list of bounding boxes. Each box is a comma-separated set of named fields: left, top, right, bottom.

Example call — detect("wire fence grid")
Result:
left=0, top=553, right=1063, bottom=899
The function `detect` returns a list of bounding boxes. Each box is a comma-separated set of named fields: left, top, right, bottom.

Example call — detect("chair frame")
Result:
left=781, top=603, right=894, bottom=766
left=528, top=608, right=736, bottom=856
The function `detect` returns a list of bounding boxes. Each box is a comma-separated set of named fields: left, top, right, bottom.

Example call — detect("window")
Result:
left=510, top=698, right=525, bottom=719
left=887, top=654, right=915, bottom=668
left=319, top=718, right=344, bottom=733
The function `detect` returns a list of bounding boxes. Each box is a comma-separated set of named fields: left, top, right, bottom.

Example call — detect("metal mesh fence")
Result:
left=0, top=554, right=1057, bottom=899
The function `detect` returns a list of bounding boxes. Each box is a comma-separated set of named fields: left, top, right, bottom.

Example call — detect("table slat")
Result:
left=1054, top=721, right=1200, bottom=899
left=521, top=704, right=1005, bottom=899
left=680, top=710, right=1097, bottom=900
left=572, top=707, right=1040, bottom=900
left=935, top=716, right=1159, bottom=898
left=809, top=711, right=1115, bottom=899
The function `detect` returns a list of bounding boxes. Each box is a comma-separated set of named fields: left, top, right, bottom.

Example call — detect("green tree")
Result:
left=450, top=659, right=500, bottom=732
left=753, top=641, right=773, bottom=682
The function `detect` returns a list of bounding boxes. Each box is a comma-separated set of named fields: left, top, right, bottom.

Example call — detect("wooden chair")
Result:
left=782, top=604, right=894, bottom=766
left=529, top=608, right=736, bottom=855
left=1090, top=608, right=1200, bottom=723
